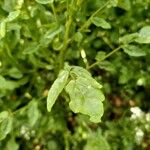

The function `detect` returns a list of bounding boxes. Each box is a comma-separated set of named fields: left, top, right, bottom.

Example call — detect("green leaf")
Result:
left=52, top=38, right=63, bottom=51
left=91, top=17, right=111, bottom=29
left=0, top=75, right=16, bottom=90
left=0, top=111, right=9, bottom=122
left=110, top=0, right=118, bottom=7
left=118, top=0, right=131, bottom=11
left=23, top=42, right=39, bottom=54
left=6, top=67, right=23, bottom=79
left=70, top=66, right=103, bottom=89
left=95, top=51, right=106, bottom=61
left=74, top=32, right=83, bottom=43
left=47, top=70, right=70, bottom=112
left=71, top=66, right=91, bottom=77
left=2, top=0, right=16, bottom=12
left=122, top=45, right=146, bottom=57
left=119, top=66, right=132, bottom=84
left=43, top=24, right=63, bottom=41
left=98, top=61, right=116, bottom=74
left=5, top=136, right=19, bottom=150
left=84, top=129, right=110, bottom=150
left=135, top=26, right=150, bottom=44
left=66, top=77, right=104, bottom=123
left=35, top=0, right=54, bottom=4
left=27, top=100, right=40, bottom=126
left=0, top=75, right=27, bottom=90
left=119, top=33, right=139, bottom=44
left=0, top=21, right=6, bottom=39
left=0, top=111, right=13, bottom=140
left=6, top=10, right=20, bottom=22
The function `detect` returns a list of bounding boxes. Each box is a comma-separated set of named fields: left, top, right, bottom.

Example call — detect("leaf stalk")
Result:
left=88, top=46, right=122, bottom=69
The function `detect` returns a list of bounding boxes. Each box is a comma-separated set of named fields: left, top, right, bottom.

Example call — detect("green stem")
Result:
left=12, top=105, right=28, bottom=115
left=51, top=3, right=57, bottom=22
left=102, top=36, right=114, bottom=49
left=58, top=15, right=72, bottom=71
left=88, top=46, right=122, bottom=69
left=79, top=0, right=110, bottom=31
left=64, top=131, right=70, bottom=150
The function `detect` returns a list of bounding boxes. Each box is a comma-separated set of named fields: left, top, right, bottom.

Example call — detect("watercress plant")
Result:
left=0, top=0, right=150, bottom=149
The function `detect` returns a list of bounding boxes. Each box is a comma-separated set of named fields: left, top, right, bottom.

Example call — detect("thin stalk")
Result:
left=88, top=46, right=122, bottom=69
left=79, top=0, right=110, bottom=31
left=64, top=131, right=70, bottom=150
left=12, top=105, right=28, bottom=115
left=58, top=15, right=72, bottom=71
left=51, top=3, right=57, bottom=22
left=102, top=36, right=114, bottom=49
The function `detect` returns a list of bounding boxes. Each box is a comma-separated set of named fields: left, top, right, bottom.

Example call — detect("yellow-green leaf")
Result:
left=66, top=77, right=104, bottom=123
left=0, top=21, right=6, bottom=39
left=47, top=70, right=69, bottom=112
left=6, top=10, right=20, bottom=22
left=122, top=45, right=146, bottom=57
left=91, top=17, right=111, bottom=29
left=35, top=0, right=54, bottom=4
left=135, top=26, right=150, bottom=44
left=0, top=111, right=13, bottom=140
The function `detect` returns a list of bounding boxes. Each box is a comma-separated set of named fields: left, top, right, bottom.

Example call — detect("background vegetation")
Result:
left=0, top=0, right=150, bottom=149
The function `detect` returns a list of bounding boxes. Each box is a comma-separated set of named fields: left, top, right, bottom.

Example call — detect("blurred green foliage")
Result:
left=0, top=0, right=150, bottom=149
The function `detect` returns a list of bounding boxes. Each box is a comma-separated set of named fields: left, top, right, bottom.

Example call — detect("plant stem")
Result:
left=64, top=131, right=70, bottom=150
left=57, top=15, right=72, bottom=72
left=79, top=0, right=110, bottom=31
left=88, top=46, right=122, bottom=69
left=51, top=3, right=57, bottom=22
left=12, top=105, right=28, bottom=115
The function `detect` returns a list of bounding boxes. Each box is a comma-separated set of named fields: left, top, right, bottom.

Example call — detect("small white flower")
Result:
left=130, top=107, right=144, bottom=119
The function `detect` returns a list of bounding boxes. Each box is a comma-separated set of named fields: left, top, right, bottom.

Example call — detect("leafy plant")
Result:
left=0, top=0, right=150, bottom=149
